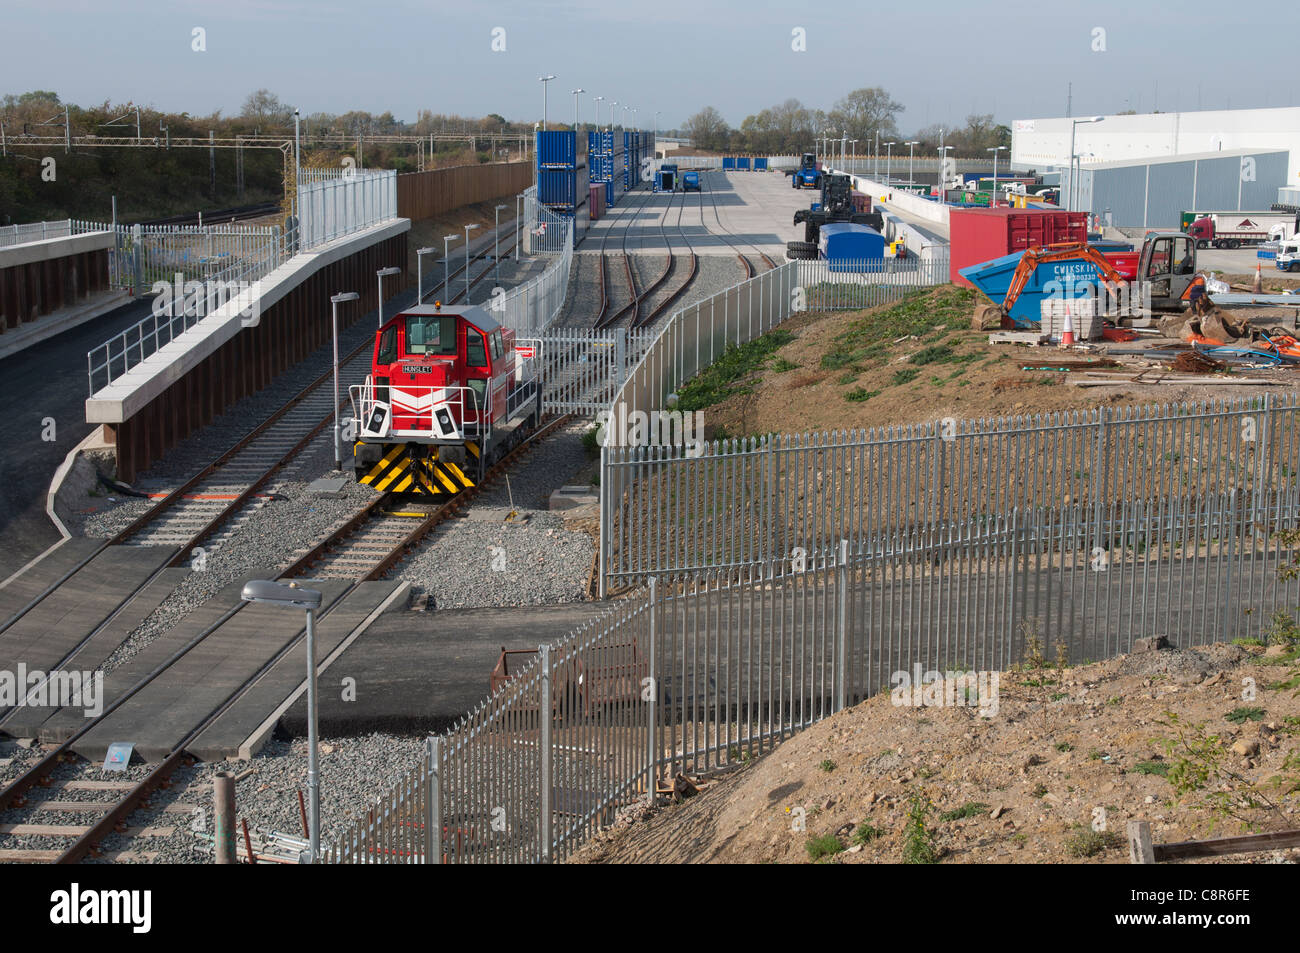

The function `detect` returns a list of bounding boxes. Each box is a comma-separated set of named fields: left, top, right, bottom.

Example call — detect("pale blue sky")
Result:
left=2, top=0, right=1293, bottom=130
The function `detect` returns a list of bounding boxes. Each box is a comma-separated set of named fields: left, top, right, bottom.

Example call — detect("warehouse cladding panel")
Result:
left=108, top=233, right=407, bottom=482
left=1079, top=150, right=1290, bottom=227
left=395, top=162, right=534, bottom=221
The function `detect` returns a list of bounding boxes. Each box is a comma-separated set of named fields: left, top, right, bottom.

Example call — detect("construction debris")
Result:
left=1171, top=351, right=1227, bottom=374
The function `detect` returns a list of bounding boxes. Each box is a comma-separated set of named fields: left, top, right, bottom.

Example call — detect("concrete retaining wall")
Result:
left=0, top=231, right=117, bottom=344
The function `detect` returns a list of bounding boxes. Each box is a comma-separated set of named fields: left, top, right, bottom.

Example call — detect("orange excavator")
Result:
left=1000, top=232, right=1209, bottom=324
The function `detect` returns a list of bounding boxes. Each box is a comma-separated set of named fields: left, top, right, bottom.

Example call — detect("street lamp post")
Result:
left=884, top=142, right=896, bottom=185
left=938, top=144, right=954, bottom=199
left=609, top=103, right=617, bottom=132
left=443, top=233, right=459, bottom=300
left=415, top=247, right=435, bottom=303
left=514, top=196, right=522, bottom=261
left=494, top=204, right=508, bottom=286
left=1068, top=116, right=1104, bottom=211
left=241, top=581, right=324, bottom=863
left=463, top=223, right=480, bottom=302
left=328, top=291, right=359, bottom=471
left=538, top=75, right=556, bottom=130
left=875, top=129, right=881, bottom=177
left=905, top=140, right=919, bottom=185
left=593, top=95, right=604, bottom=132
left=987, top=145, right=1007, bottom=206
left=376, top=266, right=400, bottom=329
left=572, top=88, right=584, bottom=131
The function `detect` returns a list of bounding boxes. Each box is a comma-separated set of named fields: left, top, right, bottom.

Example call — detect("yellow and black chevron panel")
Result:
left=355, top=443, right=476, bottom=496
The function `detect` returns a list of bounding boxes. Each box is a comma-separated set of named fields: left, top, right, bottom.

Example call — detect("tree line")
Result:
left=682, top=89, right=1011, bottom=157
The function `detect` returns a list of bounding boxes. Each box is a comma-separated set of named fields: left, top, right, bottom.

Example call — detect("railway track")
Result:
left=595, top=182, right=659, bottom=328
left=700, top=170, right=778, bottom=278
left=138, top=202, right=282, bottom=228
left=0, top=414, right=571, bottom=864
left=631, top=183, right=698, bottom=330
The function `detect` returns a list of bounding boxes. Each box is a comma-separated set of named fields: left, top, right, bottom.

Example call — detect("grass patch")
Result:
left=852, top=823, right=885, bottom=846
left=813, top=285, right=977, bottom=373
left=817, top=759, right=837, bottom=773
left=675, top=329, right=794, bottom=411
left=891, top=368, right=920, bottom=386
left=845, top=387, right=880, bottom=403
left=938, top=802, right=989, bottom=822
left=771, top=357, right=800, bottom=372
left=805, top=834, right=844, bottom=861
left=1064, top=828, right=1124, bottom=858
left=1055, top=742, right=1074, bottom=752
left=1225, top=707, right=1265, bottom=724
left=1132, top=760, right=1169, bottom=777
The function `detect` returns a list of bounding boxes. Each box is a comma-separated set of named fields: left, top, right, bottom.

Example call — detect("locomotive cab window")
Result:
left=405, top=315, right=458, bottom=356
left=466, top=328, right=488, bottom=368
left=377, top=327, right=397, bottom=365
left=490, top=331, right=504, bottom=361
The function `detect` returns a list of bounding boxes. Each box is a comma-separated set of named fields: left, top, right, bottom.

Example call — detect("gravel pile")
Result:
left=392, top=419, right=596, bottom=609
left=399, top=510, right=592, bottom=609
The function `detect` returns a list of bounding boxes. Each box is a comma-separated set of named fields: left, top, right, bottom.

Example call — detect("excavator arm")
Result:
left=1001, top=242, right=1128, bottom=317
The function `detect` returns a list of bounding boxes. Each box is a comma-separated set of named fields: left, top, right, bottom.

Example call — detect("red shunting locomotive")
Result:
left=350, top=302, right=541, bottom=495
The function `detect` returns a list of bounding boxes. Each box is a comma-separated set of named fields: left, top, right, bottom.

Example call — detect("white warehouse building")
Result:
left=1010, top=107, right=1299, bottom=227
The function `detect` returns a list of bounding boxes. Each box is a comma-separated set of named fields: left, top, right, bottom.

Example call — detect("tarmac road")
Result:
left=0, top=297, right=156, bottom=581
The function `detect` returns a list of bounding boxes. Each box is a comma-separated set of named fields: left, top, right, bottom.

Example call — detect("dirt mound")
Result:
left=571, top=641, right=1300, bottom=864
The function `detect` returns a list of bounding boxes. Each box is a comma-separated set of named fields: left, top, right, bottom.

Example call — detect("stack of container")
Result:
left=588, top=130, right=615, bottom=210
left=537, top=130, right=577, bottom=213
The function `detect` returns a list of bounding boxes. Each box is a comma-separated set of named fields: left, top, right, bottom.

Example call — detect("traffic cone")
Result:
left=1253, top=262, right=1263, bottom=294
left=1060, top=304, right=1075, bottom=348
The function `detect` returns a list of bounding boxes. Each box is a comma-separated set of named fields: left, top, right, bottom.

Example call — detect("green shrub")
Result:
left=805, top=834, right=844, bottom=861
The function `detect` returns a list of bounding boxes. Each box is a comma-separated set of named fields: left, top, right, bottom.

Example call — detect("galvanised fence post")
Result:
left=647, top=577, right=658, bottom=794
left=836, top=538, right=848, bottom=712
left=426, top=735, right=441, bottom=865
left=538, top=643, right=553, bottom=864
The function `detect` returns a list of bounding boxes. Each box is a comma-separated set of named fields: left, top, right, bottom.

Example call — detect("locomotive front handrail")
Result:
left=350, top=381, right=488, bottom=443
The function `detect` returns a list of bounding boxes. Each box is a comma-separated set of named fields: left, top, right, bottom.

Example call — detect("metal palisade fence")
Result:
left=328, top=458, right=1300, bottom=864
left=600, top=395, right=1300, bottom=589
left=0, top=218, right=110, bottom=248
left=85, top=222, right=286, bottom=393
left=526, top=327, right=657, bottom=416
left=293, top=170, right=397, bottom=250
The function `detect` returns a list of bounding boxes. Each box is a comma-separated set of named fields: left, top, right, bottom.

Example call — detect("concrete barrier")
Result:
left=839, top=171, right=951, bottom=228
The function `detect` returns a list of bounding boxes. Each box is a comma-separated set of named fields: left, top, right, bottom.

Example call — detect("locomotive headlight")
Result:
left=364, top=402, right=391, bottom=438
left=435, top=408, right=456, bottom=438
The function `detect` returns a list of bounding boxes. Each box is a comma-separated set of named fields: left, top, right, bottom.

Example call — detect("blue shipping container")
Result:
left=536, top=130, right=576, bottom=168
left=737, top=156, right=751, bottom=170
left=754, top=157, right=769, bottom=171
left=539, top=168, right=576, bottom=209
left=818, top=223, right=885, bottom=269
left=959, top=251, right=1099, bottom=327
left=722, top=157, right=736, bottom=170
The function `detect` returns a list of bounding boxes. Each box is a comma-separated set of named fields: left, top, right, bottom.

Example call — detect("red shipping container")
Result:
left=589, top=184, right=603, bottom=222
left=949, top=207, right=1087, bottom=288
